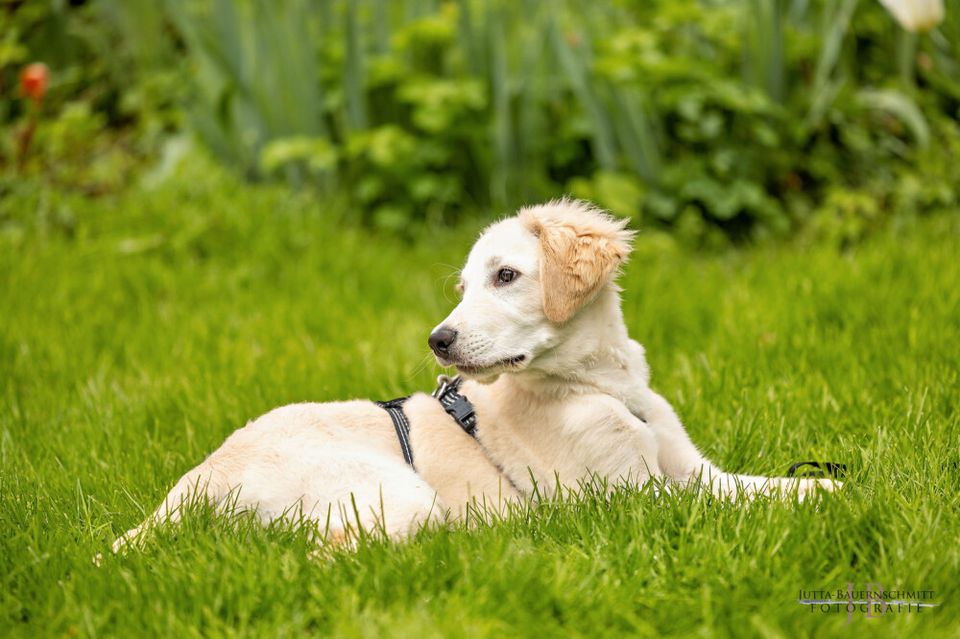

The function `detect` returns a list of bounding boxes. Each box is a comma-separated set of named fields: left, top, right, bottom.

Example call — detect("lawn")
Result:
left=1, top=166, right=958, bottom=637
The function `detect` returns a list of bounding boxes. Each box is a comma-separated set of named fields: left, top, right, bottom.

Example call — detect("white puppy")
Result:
left=434, top=200, right=837, bottom=497
left=108, top=200, right=837, bottom=555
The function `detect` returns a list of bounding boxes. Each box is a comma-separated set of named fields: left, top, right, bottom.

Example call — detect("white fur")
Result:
left=106, top=200, right=837, bottom=558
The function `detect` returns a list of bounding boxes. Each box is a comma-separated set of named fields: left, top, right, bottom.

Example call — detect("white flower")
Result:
left=879, top=0, right=945, bottom=33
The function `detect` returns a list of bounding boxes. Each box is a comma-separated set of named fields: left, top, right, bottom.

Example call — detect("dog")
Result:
left=107, top=199, right=838, bottom=556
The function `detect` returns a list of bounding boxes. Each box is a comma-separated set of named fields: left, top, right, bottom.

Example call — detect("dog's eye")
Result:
left=496, top=268, right=517, bottom=286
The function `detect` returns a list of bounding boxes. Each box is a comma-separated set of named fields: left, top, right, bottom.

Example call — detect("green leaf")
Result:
left=856, top=88, right=931, bottom=148
left=259, top=136, right=338, bottom=174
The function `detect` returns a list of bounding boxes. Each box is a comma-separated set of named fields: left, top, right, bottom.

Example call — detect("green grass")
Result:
left=2, top=163, right=958, bottom=638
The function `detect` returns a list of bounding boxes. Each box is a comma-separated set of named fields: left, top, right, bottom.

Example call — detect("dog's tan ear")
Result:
left=520, top=200, right=634, bottom=324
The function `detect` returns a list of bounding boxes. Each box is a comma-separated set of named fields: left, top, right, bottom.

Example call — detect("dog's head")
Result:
left=429, top=199, right=634, bottom=382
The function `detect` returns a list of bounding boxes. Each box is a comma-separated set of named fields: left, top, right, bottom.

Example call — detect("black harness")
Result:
left=376, top=375, right=476, bottom=468
left=378, top=377, right=846, bottom=481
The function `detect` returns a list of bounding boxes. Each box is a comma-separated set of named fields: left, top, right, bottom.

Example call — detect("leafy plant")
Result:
left=2, top=0, right=958, bottom=242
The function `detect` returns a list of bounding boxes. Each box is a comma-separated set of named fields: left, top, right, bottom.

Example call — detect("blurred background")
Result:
left=1, top=0, right=958, bottom=246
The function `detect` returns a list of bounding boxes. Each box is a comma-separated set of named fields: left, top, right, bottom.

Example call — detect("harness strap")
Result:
left=375, top=397, right=414, bottom=467
left=375, top=376, right=478, bottom=469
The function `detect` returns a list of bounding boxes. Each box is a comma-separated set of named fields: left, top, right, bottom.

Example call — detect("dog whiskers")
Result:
left=408, top=351, right=440, bottom=380
left=435, top=264, right=463, bottom=304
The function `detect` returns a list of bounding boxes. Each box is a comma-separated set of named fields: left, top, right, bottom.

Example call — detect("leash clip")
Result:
left=432, top=374, right=457, bottom=398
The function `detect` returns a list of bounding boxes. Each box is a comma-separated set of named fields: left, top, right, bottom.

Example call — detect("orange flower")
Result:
left=20, top=63, right=49, bottom=103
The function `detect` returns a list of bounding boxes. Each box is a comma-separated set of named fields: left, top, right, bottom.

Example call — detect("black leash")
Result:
left=376, top=375, right=477, bottom=468
left=786, top=460, right=847, bottom=479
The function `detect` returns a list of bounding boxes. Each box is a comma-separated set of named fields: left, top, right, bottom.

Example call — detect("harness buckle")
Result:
left=447, top=395, right=475, bottom=423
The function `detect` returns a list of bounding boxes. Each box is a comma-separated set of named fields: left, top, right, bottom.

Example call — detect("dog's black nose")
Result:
left=428, top=327, right=458, bottom=357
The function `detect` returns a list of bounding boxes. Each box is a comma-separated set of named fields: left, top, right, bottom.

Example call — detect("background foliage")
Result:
left=2, top=0, right=960, bottom=243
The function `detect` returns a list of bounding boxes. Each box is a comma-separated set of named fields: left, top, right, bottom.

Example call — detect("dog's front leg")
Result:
left=554, top=395, right=663, bottom=492
left=618, top=339, right=838, bottom=498
left=635, top=387, right=719, bottom=483
left=639, top=387, right=840, bottom=498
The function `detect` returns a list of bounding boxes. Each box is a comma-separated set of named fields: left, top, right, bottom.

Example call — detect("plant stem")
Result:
left=898, top=29, right=918, bottom=89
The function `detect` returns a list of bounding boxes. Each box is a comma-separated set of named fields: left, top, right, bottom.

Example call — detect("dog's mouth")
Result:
left=449, top=354, right=527, bottom=375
